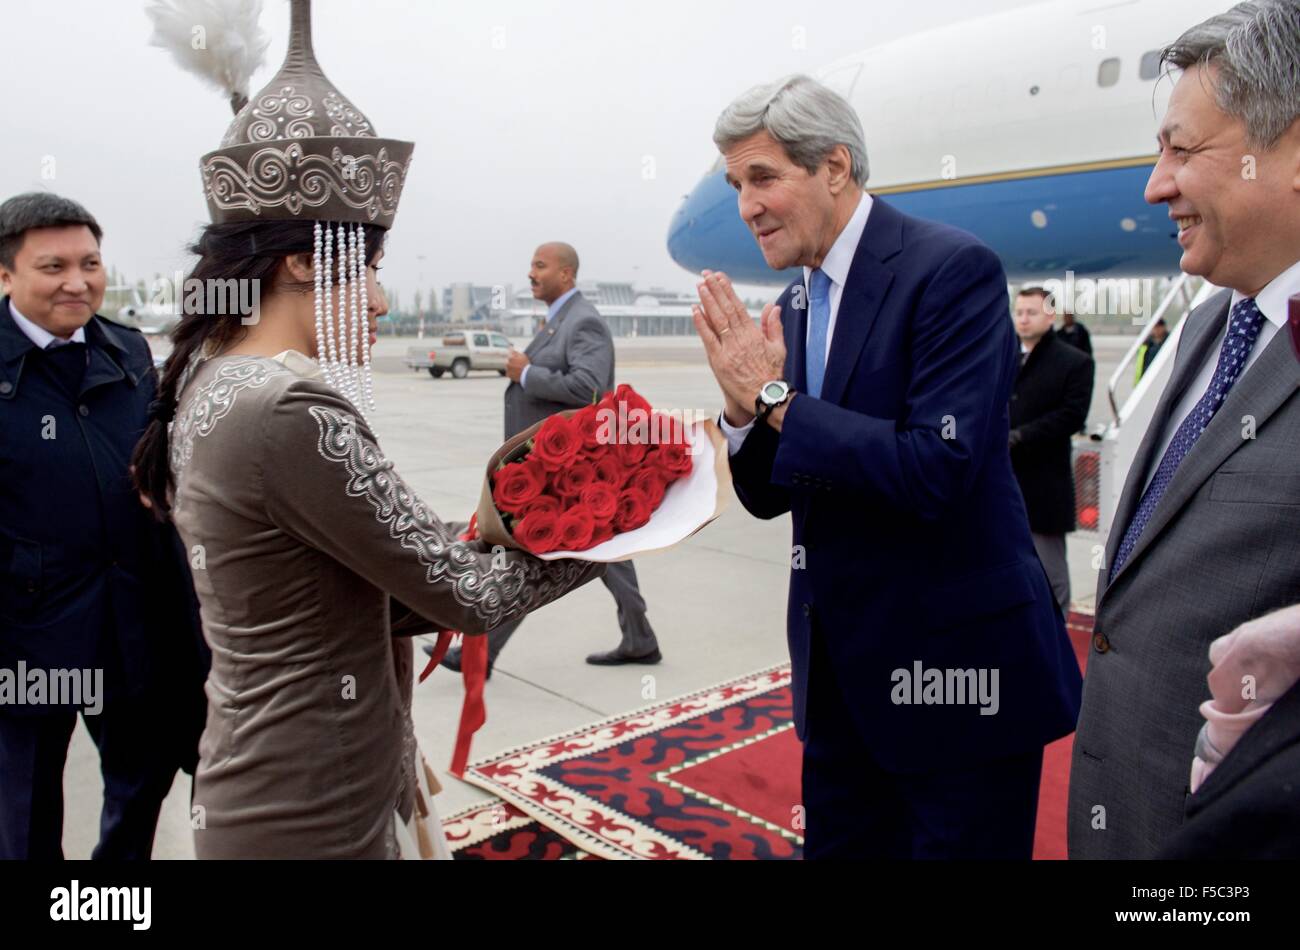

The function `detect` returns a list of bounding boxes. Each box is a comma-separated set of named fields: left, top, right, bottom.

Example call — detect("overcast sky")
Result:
left=5, top=0, right=1035, bottom=300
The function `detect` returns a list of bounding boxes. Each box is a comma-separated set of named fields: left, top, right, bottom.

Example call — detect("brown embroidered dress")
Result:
left=168, top=350, right=600, bottom=858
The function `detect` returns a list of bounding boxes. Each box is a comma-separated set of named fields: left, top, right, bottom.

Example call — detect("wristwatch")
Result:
left=755, top=380, right=792, bottom=422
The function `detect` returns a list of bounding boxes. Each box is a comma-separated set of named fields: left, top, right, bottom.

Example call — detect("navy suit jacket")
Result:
left=0, top=298, right=206, bottom=736
left=729, top=197, right=1081, bottom=772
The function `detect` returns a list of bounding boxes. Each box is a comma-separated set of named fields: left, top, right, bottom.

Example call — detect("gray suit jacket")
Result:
left=503, top=291, right=615, bottom=440
left=1068, top=289, right=1300, bottom=858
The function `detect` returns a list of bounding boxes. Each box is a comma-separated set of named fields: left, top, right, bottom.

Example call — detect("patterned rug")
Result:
left=445, top=611, right=1094, bottom=860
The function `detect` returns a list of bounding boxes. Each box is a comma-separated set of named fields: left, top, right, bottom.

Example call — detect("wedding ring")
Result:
left=719, top=327, right=731, bottom=336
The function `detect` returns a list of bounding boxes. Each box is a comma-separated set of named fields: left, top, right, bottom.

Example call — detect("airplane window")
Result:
left=1098, top=57, right=1121, bottom=87
left=1139, top=50, right=1163, bottom=81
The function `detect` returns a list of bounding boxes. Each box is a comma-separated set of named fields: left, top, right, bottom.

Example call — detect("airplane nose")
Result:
left=666, top=169, right=738, bottom=274
left=665, top=184, right=708, bottom=273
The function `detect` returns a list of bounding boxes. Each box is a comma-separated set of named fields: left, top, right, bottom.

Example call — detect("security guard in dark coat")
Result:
left=0, top=193, right=207, bottom=859
left=1010, top=288, right=1095, bottom=614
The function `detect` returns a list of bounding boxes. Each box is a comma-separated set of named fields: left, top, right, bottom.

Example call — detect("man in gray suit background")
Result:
left=433, top=242, right=662, bottom=675
left=1068, top=0, right=1300, bottom=859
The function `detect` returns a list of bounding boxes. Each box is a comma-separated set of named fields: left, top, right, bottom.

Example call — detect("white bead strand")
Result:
left=322, top=224, right=341, bottom=386
left=311, top=222, right=334, bottom=390
left=335, top=223, right=353, bottom=403
left=356, top=225, right=374, bottom=412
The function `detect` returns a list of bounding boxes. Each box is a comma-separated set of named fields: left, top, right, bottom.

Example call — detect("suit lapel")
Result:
left=1106, top=294, right=1299, bottom=592
left=1101, top=298, right=1227, bottom=598
left=525, top=292, right=581, bottom=358
left=785, top=279, right=808, bottom=392
left=818, top=197, right=901, bottom=407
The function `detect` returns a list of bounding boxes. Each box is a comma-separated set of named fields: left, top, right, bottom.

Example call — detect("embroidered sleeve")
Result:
left=261, top=379, right=603, bottom=633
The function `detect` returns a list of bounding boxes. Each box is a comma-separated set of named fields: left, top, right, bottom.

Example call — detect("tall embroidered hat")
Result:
left=149, top=0, right=414, bottom=414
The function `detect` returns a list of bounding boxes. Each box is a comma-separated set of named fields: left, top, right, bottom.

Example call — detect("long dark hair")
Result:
left=132, top=219, right=386, bottom=519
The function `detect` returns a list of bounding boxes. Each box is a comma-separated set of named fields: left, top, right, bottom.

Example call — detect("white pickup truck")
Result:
left=404, top=331, right=513, bottom=379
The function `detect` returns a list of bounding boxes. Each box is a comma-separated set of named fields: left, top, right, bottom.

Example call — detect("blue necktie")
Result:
left=1110, top=297, right=1267, bottom=580
left=805, top=269, right=832, bottom=399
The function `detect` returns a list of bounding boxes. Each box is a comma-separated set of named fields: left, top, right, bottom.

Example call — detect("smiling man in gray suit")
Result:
left=1068, top=0, right=1300, bottom=859
left=432, top=242, right=662, bottom=675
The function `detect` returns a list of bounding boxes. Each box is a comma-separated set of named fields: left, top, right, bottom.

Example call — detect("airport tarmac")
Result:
left=59, top=332, right=1131, bottom=859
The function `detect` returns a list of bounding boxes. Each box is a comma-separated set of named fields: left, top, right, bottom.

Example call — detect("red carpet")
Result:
left=445, top=610, right=1093, bottom=860
left=1034, top=609, right=1093, bottom=859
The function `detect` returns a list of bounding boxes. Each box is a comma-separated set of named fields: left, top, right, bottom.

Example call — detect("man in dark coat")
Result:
left=0, top=192, right=206, bottom=859
left=1057, top=307, right=1093, bottom=357
left=1010, top=287, right=1095, bottom=614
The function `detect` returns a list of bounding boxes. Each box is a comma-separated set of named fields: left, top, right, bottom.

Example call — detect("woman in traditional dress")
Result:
left=133, top=0, right=603, bottom=858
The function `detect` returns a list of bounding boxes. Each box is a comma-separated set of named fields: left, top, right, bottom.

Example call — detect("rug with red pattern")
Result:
left=445, top=610, right=1093, bottom=860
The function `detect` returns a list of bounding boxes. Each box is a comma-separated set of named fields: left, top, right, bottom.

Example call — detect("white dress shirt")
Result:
left=8, top=301, right=87, bottom=348
left=718, top=191, right=874, bottom=455
left=1141, top=258, right=1300, bottom=493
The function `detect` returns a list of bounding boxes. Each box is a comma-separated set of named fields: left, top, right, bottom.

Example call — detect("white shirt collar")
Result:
left=1230, top=258, right=1300, bottom=330
left=8, top=301, right=87, bottom=348
left=803, top=191, right=873, bottom=289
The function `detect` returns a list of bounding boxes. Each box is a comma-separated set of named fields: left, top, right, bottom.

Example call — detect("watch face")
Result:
left=763, top=382, right=787, bottom=402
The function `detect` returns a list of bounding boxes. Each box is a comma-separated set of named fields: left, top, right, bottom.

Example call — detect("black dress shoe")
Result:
left=585, top=647, right=663, bottom=666
left=422, top=644, right=493, bottom=679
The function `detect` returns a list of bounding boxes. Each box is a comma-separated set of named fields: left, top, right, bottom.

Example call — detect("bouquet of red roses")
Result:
left=477, top=384, right=729, bottom=559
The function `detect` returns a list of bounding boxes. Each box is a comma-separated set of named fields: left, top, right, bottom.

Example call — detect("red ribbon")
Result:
left=417, top=514, right=487, bottom=777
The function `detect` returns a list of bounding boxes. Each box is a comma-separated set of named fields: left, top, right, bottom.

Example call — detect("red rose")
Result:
left=615, top=440, right=648, bottom=467
left=554, top=459, right=597, bottom=498
left=532, top=414, right=582, bottom=471
left=520, top=495, right=561, bottom=520
left=590, top=521, right=615, bottom=547
left=557, top=507, right=595, bottom=551
left=516, top=510, right=561, bottom=553
left=614, top=487, right=653, bottom=532
left=653, top=440, right=693, bottom=478
left=595, top=384, right=653, bottom=445
left=611, top=384, right=652, bottom=419
left=493, top=458, right=545, bottom=514
left=573, top=405, right=604, bottom=451
left=627, top=468, right=667, bottom=507
left=580, top=482, right=619, bottom=522
left=592, top=455, right=628, bottom=488
left=595, top=389, right=618, bottom=418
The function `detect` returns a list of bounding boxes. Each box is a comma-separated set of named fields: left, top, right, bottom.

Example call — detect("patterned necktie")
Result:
left=805, top=268, right=833, bottom=399
left=1110, top=297, right=1267, bottom=580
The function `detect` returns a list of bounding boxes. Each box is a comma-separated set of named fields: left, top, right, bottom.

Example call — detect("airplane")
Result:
left=666, top=0, right=1229, bottom=286
left=109, top=283, right=181, bottom=337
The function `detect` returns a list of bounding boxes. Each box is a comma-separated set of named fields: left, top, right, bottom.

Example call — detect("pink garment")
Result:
left=1191, top=604, right=1300, bottom=793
